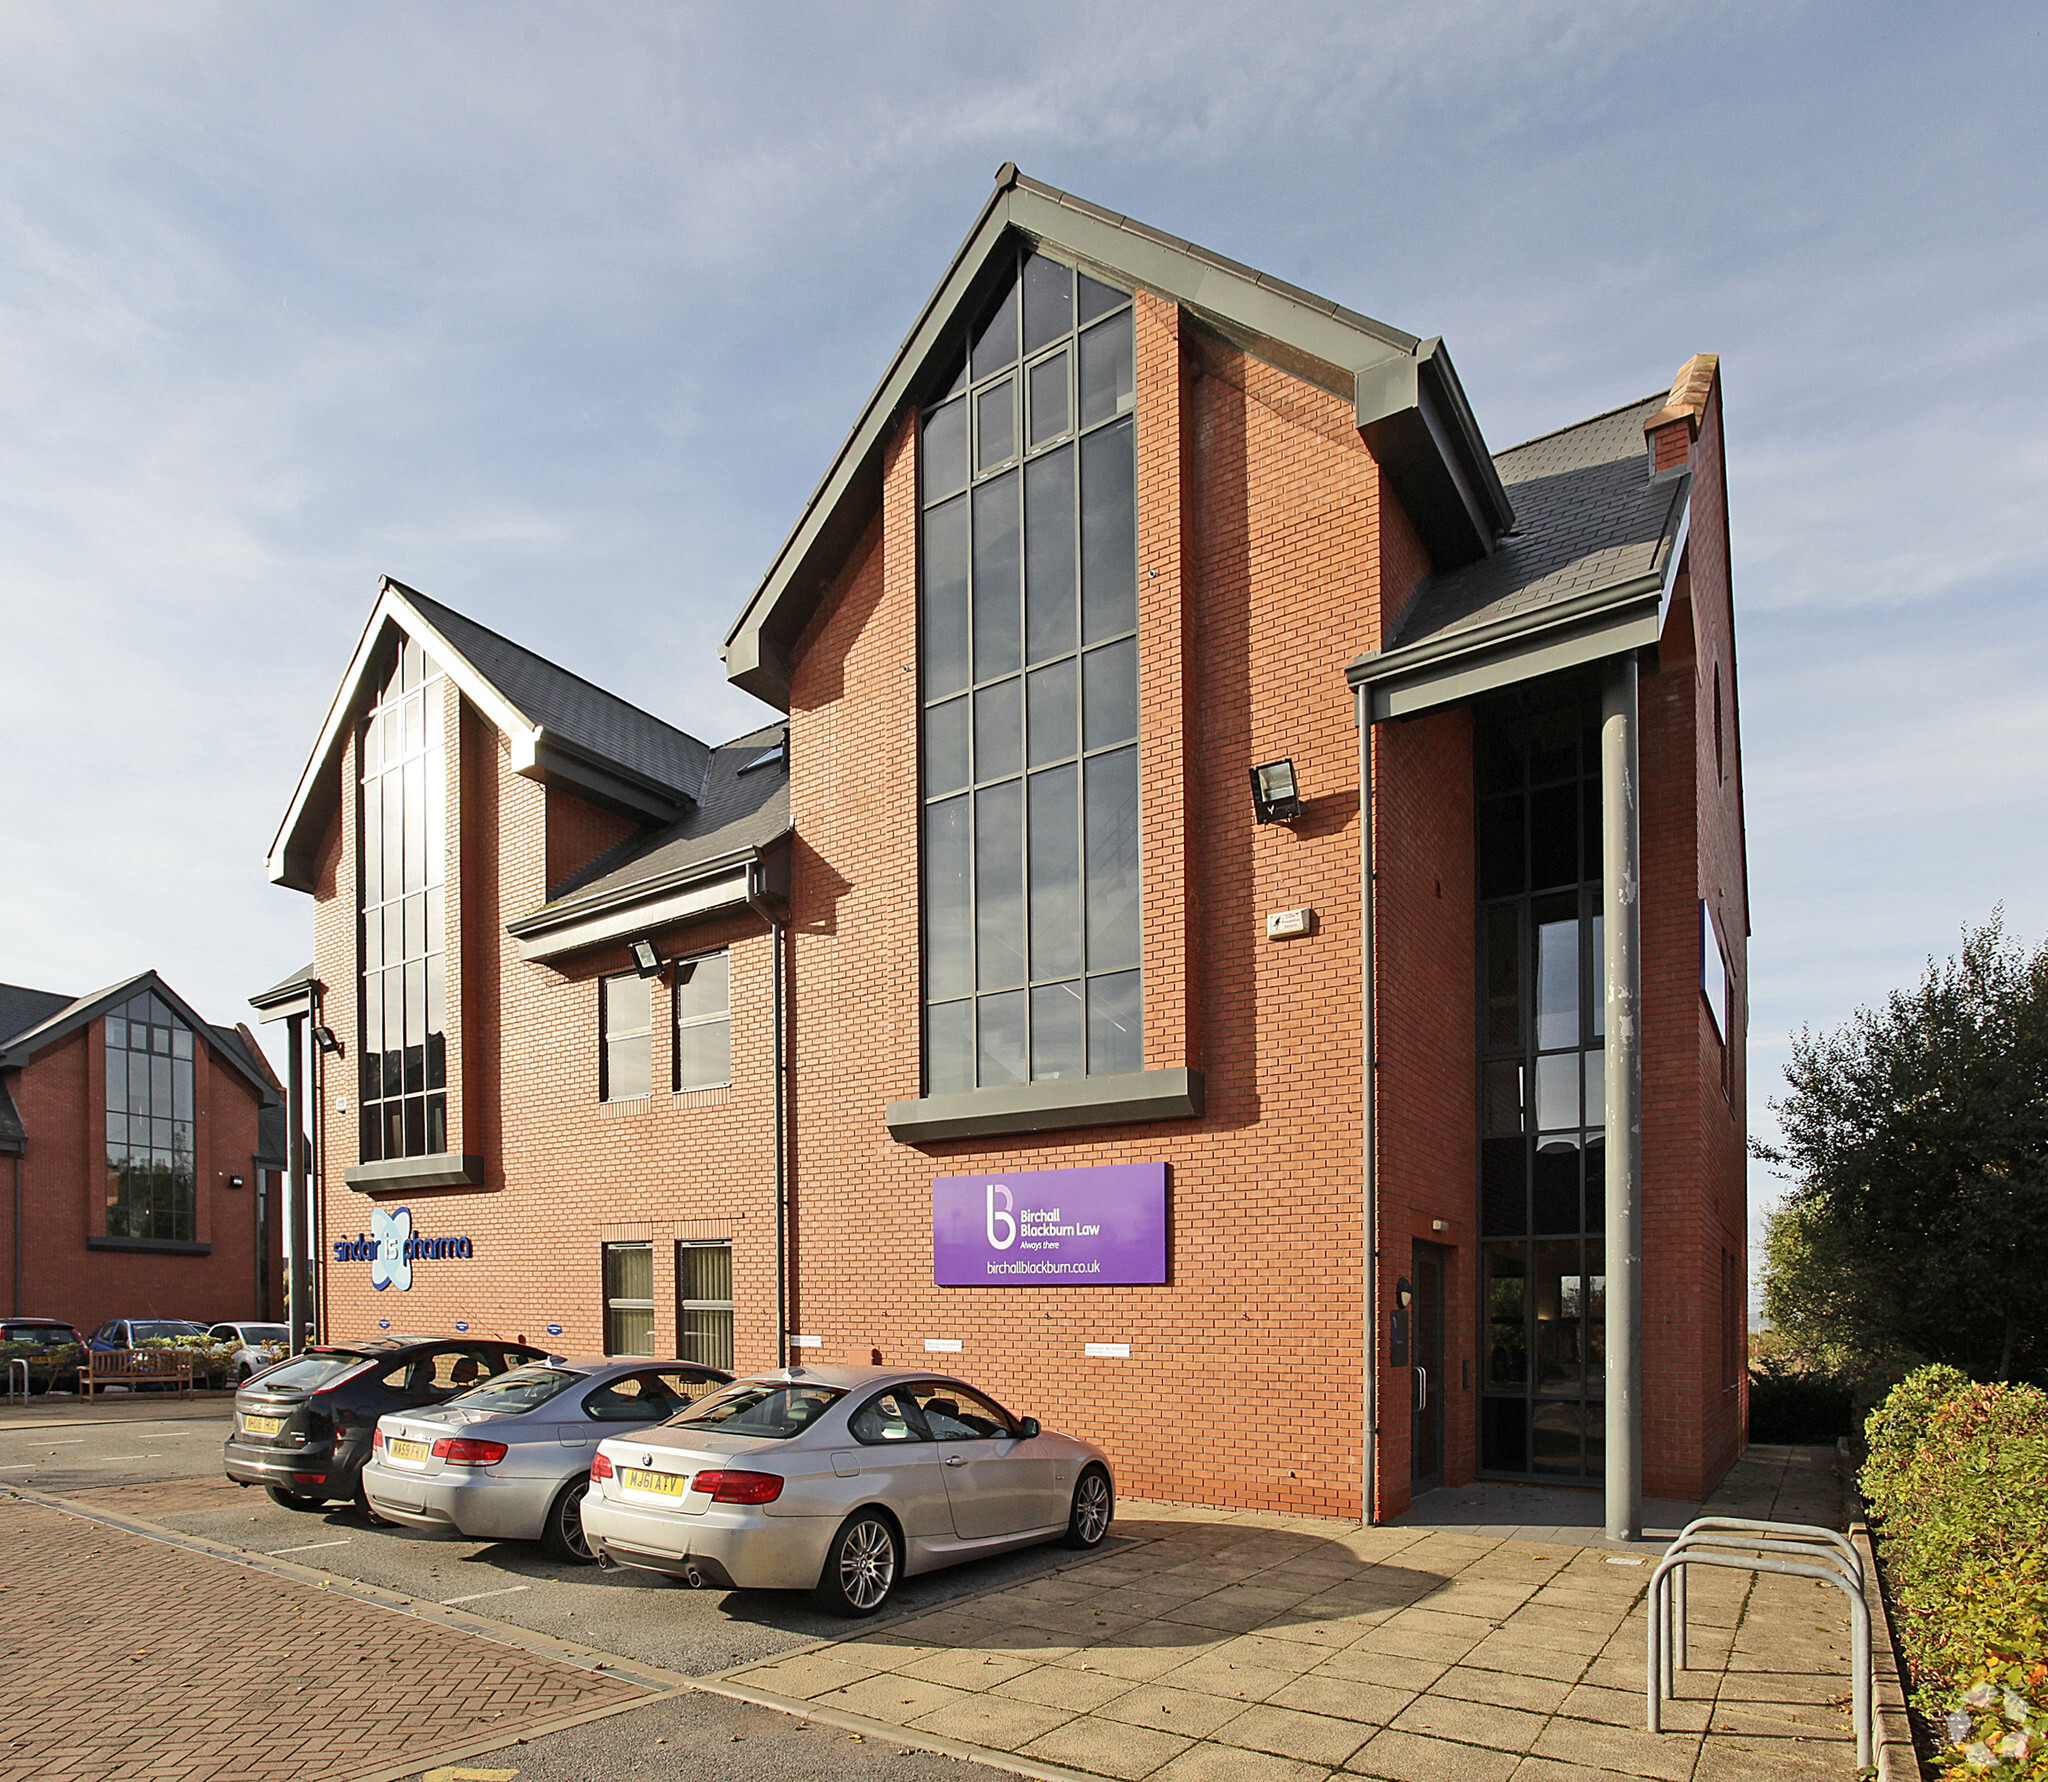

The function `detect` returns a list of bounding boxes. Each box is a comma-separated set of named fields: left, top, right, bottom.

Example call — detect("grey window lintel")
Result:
left=887, top=1068, right=1203, bottom=1144
left=343, top=1153, right=487, bottom=1194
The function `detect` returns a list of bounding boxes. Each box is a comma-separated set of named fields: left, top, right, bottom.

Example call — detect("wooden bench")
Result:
left=82, top=1348, right=194, bottom=1398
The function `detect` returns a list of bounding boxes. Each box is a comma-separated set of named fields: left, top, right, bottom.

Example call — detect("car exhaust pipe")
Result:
left=684, top=1565, right=706, bottom=1588
left=593, top=1547, right=617, bottom=1571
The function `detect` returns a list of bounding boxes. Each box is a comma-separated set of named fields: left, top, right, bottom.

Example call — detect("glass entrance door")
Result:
left=1412, top=1244, right=1445, bottom=1492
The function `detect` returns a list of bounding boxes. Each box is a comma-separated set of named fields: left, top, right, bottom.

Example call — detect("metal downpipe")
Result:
left=1357, top=687, right=1378, bottom=1525
left=1602, top=655, right=1644, bottom=1542
left=285, top=1010, right=307, bottom=1355
left=746, top=858, right=790, bottom=1372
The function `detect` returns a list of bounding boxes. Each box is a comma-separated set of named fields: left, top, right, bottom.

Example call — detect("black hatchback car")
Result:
left=1, top=1319, right=85, bottom=1394
left=223, top=1334, right=548, bottom=1511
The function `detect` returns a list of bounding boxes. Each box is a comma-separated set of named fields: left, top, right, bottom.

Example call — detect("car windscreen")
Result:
left=132, top=1321, right=207, bottom=1341
left=667, top=1382, right=844, bottom=1440
left=249, top=1354, right=366, bottom=1392
left=447, top=1366, right=585, bottom=1414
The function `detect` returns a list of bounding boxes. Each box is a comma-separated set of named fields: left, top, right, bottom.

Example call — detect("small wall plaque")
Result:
left=1266, top=907, right=1313, bottom=939
left=923, top=1338, right=963, bottom=1353
left=788, top=1334, right=822, bottom=1348
left=1084, top=1342, right=1132, bottom=1358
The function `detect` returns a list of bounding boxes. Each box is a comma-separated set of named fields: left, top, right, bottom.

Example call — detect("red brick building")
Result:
left=0, top=973, right=285, bottom=1332
left=266, top=169, right=1746, bottom=1530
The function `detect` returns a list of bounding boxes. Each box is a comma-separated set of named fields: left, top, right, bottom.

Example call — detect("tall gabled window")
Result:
left=601, top=972, right=652, bottom=1102
left=672, top=951, right=730, bottom=1092
left=104, top=991, right=195, bottom=1241
left=918, top=246, right=1141, bottom=1094
left=358, top=635, right=447, bottom=1162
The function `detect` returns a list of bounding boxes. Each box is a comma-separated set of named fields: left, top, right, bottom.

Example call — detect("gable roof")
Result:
left=506, top=722, right=790, bottom=943
left=269, top=579, right=713, bottom=893
left=0, top=970, right=279, bottom=1102
left=722, top=165, right=1514, bottom=710
left=1389, top=394, right=1688, bottom=653
left=0, top=982, right=73, bottom=1049
left=1349, top=390, right=1691, bottom=719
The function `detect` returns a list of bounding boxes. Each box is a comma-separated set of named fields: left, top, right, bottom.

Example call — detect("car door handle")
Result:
left=944, top=1455, right=966, bottom=1467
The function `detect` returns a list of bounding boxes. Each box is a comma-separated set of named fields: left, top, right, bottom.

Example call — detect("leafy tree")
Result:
left=1757, top=914, right=2048, bottom=1386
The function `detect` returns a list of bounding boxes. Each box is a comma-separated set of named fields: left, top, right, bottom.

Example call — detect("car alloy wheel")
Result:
left=1062, top=1467, right=1113, bottom=1548
left=816, top=1512, right=899, bottom=1616
left=543, top=1478, right=594, bottom=1564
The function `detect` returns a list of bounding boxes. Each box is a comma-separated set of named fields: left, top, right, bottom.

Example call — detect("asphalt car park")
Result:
left=152, top=1463, right=1130, bottom=1677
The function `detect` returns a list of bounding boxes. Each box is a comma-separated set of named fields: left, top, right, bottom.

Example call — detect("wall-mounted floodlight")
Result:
left=312, top=1025, right=343, bottom=1056
left=1250, top=759, right=1306, bottom=824
left=628, top=938, right=662, bottom=977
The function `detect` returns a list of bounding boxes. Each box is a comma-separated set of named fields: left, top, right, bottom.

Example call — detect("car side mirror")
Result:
left=1017, top=1417, right=1041, bottom=1439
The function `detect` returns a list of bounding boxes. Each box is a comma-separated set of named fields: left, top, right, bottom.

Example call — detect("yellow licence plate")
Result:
left=241, top=1414, right=283, bottom=1436
left=387, top=1438, right=431, bottom=1463
left=621, top=1467, right=690, bottom=1496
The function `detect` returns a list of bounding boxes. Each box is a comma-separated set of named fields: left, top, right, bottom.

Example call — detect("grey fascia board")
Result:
left=886, top=1068, right=1204, bottom=1144
left=512, top=867, right=753, bottom=965
left=1357, top=580, right=1665, bottom=722
left=251, top=990, right=314, bottom=1023
left=506, top=845, right=767, bottom=939
left=343, top=1153, right=487, bottom=1193
left=724, top=169, right=1443, bottom=709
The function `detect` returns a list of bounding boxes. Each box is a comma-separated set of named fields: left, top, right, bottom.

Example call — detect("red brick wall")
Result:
left=778, top=297, right=1406, bottom=1518
left=1371, top=706, right=1478, bottom=1518
left=308, top=680, right=780, bottom=1366
left=5, top=1018, right=271, bottom=1333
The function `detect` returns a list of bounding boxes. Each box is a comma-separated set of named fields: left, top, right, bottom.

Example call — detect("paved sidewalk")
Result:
left=0, top=1491, right=652, bottom=1782
left=707, top=1450, right=1862, bottom=1782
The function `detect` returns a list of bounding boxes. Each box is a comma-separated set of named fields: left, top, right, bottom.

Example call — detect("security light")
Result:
left=312, top=1025, right=343, bottom=1056
left=1249, top=759, right=1306, bottom=824
left=628, top=938, right=662, bottom=977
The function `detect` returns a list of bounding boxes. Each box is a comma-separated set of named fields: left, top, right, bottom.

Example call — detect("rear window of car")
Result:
left=668, top=1382, right=843, bottom=1440
left=132, top=1321, right=206, bottom=1342
left=250, top=1354, right=366, bottom=1392
left=450, top=1366, right=584, bottom=1413
left=2, top=1326, right=77, bottom=1350
left=239, top=1326, right=288, bottom=1344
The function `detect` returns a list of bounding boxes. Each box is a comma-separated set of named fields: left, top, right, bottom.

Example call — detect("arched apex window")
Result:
left=358, top=633, right=448, bottom=1163
left=918, top=245, right=1142, bottom=1094
left=104, top=991, right=195, bottom=1241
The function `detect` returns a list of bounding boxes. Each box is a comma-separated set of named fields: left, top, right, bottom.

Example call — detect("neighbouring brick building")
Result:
left=0, top=972, right=286, bottom=1333
left=264, top=168, right=1747, bottom=1528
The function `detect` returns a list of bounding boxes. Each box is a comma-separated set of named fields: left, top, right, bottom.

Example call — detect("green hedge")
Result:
left=1747, top=1356, right=1856, bottom=1443
left=1861, top=1366, right=2048, bottom=1775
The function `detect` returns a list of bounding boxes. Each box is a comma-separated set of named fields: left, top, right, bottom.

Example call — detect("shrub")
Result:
left=1860, top=1365, right=2048, bottom=1749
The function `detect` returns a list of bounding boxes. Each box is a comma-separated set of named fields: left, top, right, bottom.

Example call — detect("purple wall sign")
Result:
left=933, top=1161, right=1168, bottom=1286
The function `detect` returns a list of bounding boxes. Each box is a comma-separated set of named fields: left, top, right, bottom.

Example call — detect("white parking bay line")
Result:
left=266, top=1539, right=354, bottom=1555
left=440, top=1586, right=531, bottom=1606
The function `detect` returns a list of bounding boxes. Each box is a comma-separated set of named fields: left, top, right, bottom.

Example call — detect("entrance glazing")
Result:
left=1475, top=679, right=1607, bottom=1480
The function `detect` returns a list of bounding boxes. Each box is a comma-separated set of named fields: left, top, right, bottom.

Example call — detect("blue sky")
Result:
left=1, top=3, right=2042, bottom=1270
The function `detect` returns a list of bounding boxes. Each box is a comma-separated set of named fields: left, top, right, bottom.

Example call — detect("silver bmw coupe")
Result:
left=362, top=1356, right=729, bottom=1560
left=580, top=1364, right=1115, bottom=1614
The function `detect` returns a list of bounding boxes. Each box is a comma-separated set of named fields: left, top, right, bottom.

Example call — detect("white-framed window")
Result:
left=677, top=1240, right=734, bottom=1371
left=1701, top=901, right=1731, bottom=1042
left=672, top=951, right=731, bottom=1091
left=602, top=1241, right=654, bottom=1357
left=600, top=972, right=652, bottom=1102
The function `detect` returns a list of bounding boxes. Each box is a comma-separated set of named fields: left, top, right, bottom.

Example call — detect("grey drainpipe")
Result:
left=745, top=858, right=790, bottom=1371
left=1356, top=687, right=1379, bottom=1525
left=286, top=1011, right=307, bottom=1354
left=1601, top=655, right=1644, bottom=1542
left=12, top=1152, right=21, bottom=1317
